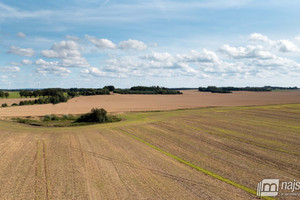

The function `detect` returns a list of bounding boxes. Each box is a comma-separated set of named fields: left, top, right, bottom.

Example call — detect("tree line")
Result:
left=198, top=86, right=299, bottom=93
left=16, top=87, right=111, bottom=107
left=114, top=86, right=182, bottom=94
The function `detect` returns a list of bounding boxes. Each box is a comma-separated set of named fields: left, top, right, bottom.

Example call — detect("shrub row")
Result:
left=19, top=93, right=68, bottom=106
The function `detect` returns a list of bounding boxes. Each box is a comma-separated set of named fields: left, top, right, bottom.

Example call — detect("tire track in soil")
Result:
left=117, top=129, right=276, bottom=200
left=179, top=119, right=300, bottom=157
left=68, top=133, right=90, bottom=199
left=77, top=137, right=96, bottom=200
left=11, top=148, right=37, bottom=199
left=35, top=140, right=51, bottom=200
left=146, top=121, right=300, bottom=180
left=0, top=137, right=35, bottom=199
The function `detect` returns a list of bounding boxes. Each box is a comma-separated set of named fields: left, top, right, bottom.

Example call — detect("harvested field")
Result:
left=0, top=104, right=299, bottom=199
left=0, top=98, right=36, bottom=106
left=0, top=90, right=300, bottom=117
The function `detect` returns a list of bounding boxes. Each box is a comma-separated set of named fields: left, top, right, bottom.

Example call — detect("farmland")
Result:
left=7, top=92, right=21, bottom=98
left=0, top=103, right=299, bottom=199
left=0, top=90, right=300, bottom=117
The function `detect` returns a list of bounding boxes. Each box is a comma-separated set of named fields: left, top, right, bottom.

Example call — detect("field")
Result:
left=7, top=92, right=21, bottom=98
left=0, top=103, right=299, bottom=199
left=1, top=90, right=300, bottom=117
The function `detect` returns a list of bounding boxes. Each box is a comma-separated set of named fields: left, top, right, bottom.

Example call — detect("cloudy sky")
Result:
left=0, top=0, right=300, bottom=89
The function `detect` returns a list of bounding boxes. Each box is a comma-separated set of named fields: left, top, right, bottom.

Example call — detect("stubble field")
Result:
left=0, top=90, right=300, bottom=117
left=0, top=103, right=299, bottom=199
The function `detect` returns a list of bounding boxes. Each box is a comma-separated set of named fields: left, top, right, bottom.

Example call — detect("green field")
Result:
left=5, top=92, right=21, bottom=98
left=0, top=91, right=69, bottom=99
left=0, top=104, right=299, bottom=199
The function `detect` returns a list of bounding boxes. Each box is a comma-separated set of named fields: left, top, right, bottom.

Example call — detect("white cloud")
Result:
left=118, top=39, right=147, bottom=50
left=249, top=33, right=272, bottom=43
left=144, top=49, right=220, bottom=65
left=178, top=49, right=220, bottom=63
left=0, top=66, right=20, bottom=72
left=144, top=52, right=173, bottom=61
left=81, top=67, right=106, bottom=77
left=219, top=40, right=300, bottom=78
left=86, top=35, right=147, bottom=50
left=219, top=44, right=274, bottom=59
left=85, top=35, right=116, bottom=49
left=42, top=40, right=81, bottom=58
left=252, top=56, right=300, bottom=70
left=250, top=33, right=299, bottom=53
left=35, top=59, right=71, bottom=76
left=42, top=40, right=90, bottom=68
left=22, top=59, right=32, bottom=65
left=17, top=32, right=26, bottom=38
left=8, top=46, right=35, bottom=57
left=276, top=40, right=298, bottom=53
left=84, top=49, right=229, bottom=78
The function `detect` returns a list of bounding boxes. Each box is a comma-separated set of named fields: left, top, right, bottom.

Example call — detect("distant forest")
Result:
left=114, top=86, right=182, bottom=94
left=198, top=86, right=299, bottom=93
left=0, top=86, right=182, bottom=107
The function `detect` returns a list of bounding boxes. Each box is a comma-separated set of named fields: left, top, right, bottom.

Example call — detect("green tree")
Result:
left=2, top=103, right=8, bottom=107
left=103, top=85, right=115, bottom=92
left=76, top=108, right=108, bottom=123
left=4, top=92, right=9, bottom=98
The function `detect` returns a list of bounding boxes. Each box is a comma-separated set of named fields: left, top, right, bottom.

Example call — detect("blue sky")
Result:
left=0, top=0, right=300, bottom=89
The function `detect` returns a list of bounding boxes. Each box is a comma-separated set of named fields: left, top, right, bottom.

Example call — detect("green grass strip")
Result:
left=119, top=129, right=276, bottom=200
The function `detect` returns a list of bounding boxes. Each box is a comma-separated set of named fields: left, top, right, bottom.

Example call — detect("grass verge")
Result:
left=12, top=114, right=121, bottom=127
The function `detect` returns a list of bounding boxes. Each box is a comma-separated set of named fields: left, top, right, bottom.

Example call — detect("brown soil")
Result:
left=0, top=104, right=299, bottom=199
left=0, top=90, right=300, bottom=117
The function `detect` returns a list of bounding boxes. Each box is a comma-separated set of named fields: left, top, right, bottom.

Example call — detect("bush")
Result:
left=19, top=100, right=35, bottom=106
left=103, top=85, right=115, bottom=92
left=76, top=108, right=108, bottom=123
left=51, top=115, right=59, bottom=121
left=63, top=114, right=76, bottom=120
left=1, top=103, right=8, bottom=107
left=12, top=103, right=18, bottom=106
left=43, top=115, right=51, bottom=121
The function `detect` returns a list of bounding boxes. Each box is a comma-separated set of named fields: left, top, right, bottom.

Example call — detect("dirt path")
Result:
left=0, top=90, right=300, bottom=117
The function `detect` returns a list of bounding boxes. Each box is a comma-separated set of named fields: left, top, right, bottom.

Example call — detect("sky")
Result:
left=0, top=0, right=300, bottom=89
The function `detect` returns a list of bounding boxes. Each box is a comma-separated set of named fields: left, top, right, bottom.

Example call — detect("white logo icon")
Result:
left=257, top=179, right=279, bottom=197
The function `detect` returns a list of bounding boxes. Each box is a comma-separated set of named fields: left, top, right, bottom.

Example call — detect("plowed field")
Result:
left=0, top=90, right=300, bottom=117
left=0, top=104, right=299, bottom=199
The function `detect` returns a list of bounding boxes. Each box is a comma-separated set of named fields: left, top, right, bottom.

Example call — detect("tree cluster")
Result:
left=198, top=86, right=275, bottom=93
left=76, top=108, right=108, bottom=123
left=19, top=88, right=64, bottom=98
left=66, top=88, right=110, bottom=96
left=0, top=91, right=9, bottom=98
left=1, top=103, right=8, bottom=107
left=103, top=85, right=115, bottom=92
left=78, top=89, right=110, bottom=96
left=198, top=86, right=232, bottom=93
left=19, top=92, right=68, bottom=106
